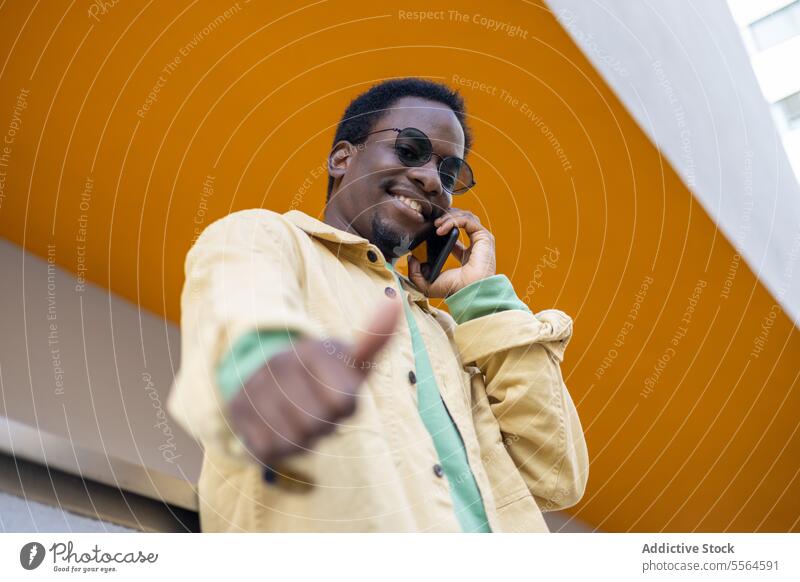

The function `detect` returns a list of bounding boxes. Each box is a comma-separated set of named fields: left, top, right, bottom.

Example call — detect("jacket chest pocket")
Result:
left=417, top=316, right=472, bottom=407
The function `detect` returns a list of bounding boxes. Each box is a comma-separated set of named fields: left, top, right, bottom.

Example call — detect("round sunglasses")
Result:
left=356, top=127, right=475, bottom=194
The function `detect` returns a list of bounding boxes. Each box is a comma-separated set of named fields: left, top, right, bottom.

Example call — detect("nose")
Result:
left=406, top=160, right=451, bottom=213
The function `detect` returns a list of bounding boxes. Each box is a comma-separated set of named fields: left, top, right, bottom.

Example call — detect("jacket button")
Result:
left=433, top=464, right=444, bottom=478
left=367, top=250, right=378, bottom=262
left=262, top=466, right=278, bottom=484
left=408, top=370, right=416, bottom=384
left=385, top=287, right=397, bottom=298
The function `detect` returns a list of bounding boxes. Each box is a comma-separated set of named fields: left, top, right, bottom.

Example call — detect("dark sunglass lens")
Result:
left=439, top=168, right=457, bottom=191
left=395, top=128, right=431, bottom=166
left=440, top=157, right=473, bottom=193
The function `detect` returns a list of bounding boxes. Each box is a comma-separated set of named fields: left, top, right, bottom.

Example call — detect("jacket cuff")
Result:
left=452, top=308, right=573, bottom=365
left=216, top=329, right=297, bottom=402
left=444, top=274, right=532, bottom=324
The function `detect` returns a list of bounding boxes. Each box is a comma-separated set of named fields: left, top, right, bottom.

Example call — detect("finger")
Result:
left=435, top=216, right=474, bottom=236
left=434, top=207, right=464, bottom=225
left=407, top=255, right=430, bottom=292
left=435, top=211, right=484, bottom=237
left=308, top=349, right=361, bottom=419
left=305, top=340, right=356, bottom=409
left=249, top=370, right=300, bottom=453
left=351, top=297, right=402, bottom=368
left=236, top=391, right=295, bottom=464
left=275, top=365, right=329, bottom=441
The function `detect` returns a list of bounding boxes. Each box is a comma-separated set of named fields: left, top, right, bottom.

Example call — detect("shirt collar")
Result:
left=283, top=209, right=432, bottom=311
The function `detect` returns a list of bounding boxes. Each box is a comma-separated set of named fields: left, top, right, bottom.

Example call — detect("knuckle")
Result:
left=333, top=393, right=357, bottom=417
left=228, top=395, right=256, bottom=424
left=294, top=415, right=320, bottom=440
left=318, top=338, right=344, bottom=359
left=227, top=397, right=245, bottom=420
left=315, top=420, right=336, bottom=437
left=325, top=396, right=346, bottom=418
left=250, top=437, right=274, bottom=463
left=270, top=442, right=295, bottom=463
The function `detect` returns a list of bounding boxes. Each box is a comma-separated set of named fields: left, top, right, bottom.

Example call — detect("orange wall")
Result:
left=0, top=0, right=797, bottom=532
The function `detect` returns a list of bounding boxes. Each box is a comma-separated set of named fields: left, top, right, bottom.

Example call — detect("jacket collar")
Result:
left=283, top=210, right=432, bottom=311
left=283, top=209, right=370, bottom=246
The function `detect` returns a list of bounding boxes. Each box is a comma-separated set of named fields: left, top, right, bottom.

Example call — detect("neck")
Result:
left=323, top=204, right=356, bottom=235
left=323, top=204, right=399, bottom=266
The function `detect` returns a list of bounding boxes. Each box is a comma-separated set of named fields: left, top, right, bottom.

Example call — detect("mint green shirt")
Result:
left=216, top=267, right=531, bottom=533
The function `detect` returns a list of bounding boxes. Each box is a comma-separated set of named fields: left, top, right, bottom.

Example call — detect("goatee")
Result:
left=370, top=214, right=420, bottom=260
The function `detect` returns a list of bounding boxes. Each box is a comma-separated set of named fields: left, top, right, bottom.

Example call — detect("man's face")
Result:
left=326, top=96, right=465, bottom=259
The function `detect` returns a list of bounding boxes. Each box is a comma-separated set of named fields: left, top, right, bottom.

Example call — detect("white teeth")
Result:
left=397, top=195, right=422, bottom=214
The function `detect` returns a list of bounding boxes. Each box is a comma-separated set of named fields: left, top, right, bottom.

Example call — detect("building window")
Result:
left=775, top=91, right=800, bottom=130
left=749, top=1, right=800, bottom=51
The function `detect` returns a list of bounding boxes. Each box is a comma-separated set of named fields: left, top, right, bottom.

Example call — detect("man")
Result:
left=167, top=78, right=588, bottom=532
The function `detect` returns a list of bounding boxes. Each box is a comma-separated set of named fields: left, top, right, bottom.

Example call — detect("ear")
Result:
left=327, top=140, right=357, bottom=183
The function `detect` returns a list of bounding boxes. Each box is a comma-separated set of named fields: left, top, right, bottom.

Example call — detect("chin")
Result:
left=370, top=213, right=425, bottom=259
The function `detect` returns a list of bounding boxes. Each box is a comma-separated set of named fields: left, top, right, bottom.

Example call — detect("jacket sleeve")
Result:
left=166, top=209, right=321, bottom=463
left=448, top=305, right=589, bottom=511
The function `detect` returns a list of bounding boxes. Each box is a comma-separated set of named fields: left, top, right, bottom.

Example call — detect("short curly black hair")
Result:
left=326, top=77, right=472, bottom=201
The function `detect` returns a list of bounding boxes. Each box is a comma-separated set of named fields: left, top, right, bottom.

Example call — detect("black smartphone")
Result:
left=411, top=226, right=460, bottom=283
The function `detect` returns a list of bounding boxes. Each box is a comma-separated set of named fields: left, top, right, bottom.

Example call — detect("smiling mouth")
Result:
left=386, top=190, right=427, bottom=221
left=395, top=194, right=423, bottom=214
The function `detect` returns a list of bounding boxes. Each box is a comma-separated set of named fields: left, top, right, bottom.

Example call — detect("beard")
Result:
left=370, top=213, right=420, bottom=260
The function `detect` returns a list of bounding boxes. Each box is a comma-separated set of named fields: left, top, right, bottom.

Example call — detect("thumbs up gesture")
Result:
left=226, top=297, right=402, bottom=469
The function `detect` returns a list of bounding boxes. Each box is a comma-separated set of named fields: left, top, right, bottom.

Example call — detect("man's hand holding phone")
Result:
left=407, top=208, right=497, bottom=298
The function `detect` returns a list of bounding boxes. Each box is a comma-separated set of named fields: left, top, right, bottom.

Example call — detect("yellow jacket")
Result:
left=166, top=208, right=589, bottom=532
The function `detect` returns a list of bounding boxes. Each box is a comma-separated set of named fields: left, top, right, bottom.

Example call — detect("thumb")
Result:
left=407, top=255, right=430, bottom=292
left=352, top=297, right=403, bottom=369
